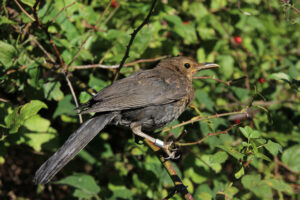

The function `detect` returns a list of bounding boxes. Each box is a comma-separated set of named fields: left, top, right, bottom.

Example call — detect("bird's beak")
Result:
left=197, top=63, right=219, bottom=71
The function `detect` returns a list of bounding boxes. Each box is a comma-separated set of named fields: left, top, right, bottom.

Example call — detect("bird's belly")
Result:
left=113, top=102, right=187, bottom=131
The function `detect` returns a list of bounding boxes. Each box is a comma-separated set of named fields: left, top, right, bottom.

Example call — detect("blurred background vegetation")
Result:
left=0, top=0, right=300, bottom=199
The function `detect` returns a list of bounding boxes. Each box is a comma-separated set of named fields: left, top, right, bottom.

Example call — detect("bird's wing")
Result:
left=80, top=69, right=188, bottom=113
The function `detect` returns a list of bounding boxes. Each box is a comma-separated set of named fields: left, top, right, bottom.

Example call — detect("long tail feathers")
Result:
left=33, top=113, right=116, bottom=185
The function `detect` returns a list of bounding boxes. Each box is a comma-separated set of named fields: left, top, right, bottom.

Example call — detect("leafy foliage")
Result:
left=1, top=0, right=300, bottom=199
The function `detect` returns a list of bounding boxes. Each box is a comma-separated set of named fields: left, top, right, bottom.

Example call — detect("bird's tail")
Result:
left=33, top=113, right=116, bottom=185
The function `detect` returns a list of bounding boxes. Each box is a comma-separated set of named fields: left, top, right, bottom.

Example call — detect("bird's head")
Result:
left=157, top=56, right=219, bottom=80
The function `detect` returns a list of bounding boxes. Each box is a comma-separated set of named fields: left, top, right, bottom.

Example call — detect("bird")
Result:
left=33, top=56, right=219, bottom=184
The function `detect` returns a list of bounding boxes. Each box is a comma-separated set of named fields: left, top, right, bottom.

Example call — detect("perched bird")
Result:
left=33, top=56, right=219, bottom=184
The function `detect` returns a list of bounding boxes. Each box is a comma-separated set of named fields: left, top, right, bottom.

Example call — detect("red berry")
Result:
left=234, top=36, right=242, bottom=44
left=183, top=21, right=189, bottom=25
left=259, top=78, right=265, bottom=84
left=235, top=119, right=241, bottom=124
left=110, top=0, right=119, bottom=8
left=161, top=20, right=167, bottom=26
left=178, top=52, right=183, bottom=56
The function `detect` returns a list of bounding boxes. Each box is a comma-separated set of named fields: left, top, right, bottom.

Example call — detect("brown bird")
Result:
left=33, top=56, right=219, bottom=184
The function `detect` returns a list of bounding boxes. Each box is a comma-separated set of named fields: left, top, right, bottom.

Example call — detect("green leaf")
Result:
left=56, top=173, right=100, bottom=199
left=20, top=0, right=36, bottom=7
left=88, top=74, right=109, bottom=91
left=195, top=90, right=214, bottom=112
left=0, top=41, right=17, bottom=68
left=234, top=166, right=244, bottom=179
left=196, top=192, right=212, bottom=200
left=43, top=81, right=64, bottom=101
left=53, top=95, right=76, bottom=118
left=217, top=145, right=244, bottom=160
left=25, top=131, right=57, bottom=151
left=269, top=72, right=291, bottom=82
left=6, top=100, right=47, bottom=133
left=0, top=16, right=17, bottom=25
left=282, top=145, right=300, bottom=173
left=239, top=126, right=260, bottom=139
left=264, top=179, right=293, bottom=194
left=264, top=140, right=282, bottom=156
left=209, top=151, right=228, bottom=164
left=217, top=55, right=234, bottom=79
left=241, top=174, right=273, bottom=199
left=23, top=115, right=50, bottom=132
left=108, top=184, right=134, bottom=199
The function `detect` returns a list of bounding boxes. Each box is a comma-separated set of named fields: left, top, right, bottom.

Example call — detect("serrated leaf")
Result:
left=56, top=173, right=100, bottom=199
left=20, top=0, right=36, bottom=7
left=209, top=151, right=228, bottom=164
left=0, top=16, right=17, bottom=25
left=264, top=179, right=293, bottom=194
left=264, top=140, right=282, bottom=156
left=0, top=41, right=17, bottom=68
left=6, top=100, right=47, bottom=133
left=43, top=81, right=64, bottom=101
left=282, top=145, right=300, bottom=173
left=53, top=95, right=76, bottom=118
left=269, top=72, right=290, bottom=82
left=217, top=145, right=244, bottom=160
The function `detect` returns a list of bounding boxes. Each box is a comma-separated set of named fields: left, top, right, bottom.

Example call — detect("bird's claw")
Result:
left=162, top=140, right=180, bottom=160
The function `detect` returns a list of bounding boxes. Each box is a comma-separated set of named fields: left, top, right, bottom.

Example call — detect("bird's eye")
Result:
left=184, top=63, right=191, bottom=69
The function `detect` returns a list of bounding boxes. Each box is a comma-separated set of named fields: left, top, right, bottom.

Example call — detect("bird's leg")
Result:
left=130, top=124, right=164, bottom=148
left=130, top=123, right=178, bottom=159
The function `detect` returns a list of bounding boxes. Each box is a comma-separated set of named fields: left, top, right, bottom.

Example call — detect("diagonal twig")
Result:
left=14, top=0, right=35, bottom=21
left=113, top=0, right=158, bottom=82
left=145, top=140, right=194, bottom=200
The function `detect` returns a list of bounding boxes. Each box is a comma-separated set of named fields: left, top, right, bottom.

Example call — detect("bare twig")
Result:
left=95, top=0, right=112, bottom=28
left=145, top=140, right=194, bottom=200
left=14, top=0, right=35, bottom=21
left=70, top=56, right=167, bottom=70
left=67, top=34, right=91, bottom=67
left=33, top=1, right=82, bottom=122
left=65, top=74, right=83, bottom=123
left=162, top=110, right=246, bottom=133
left=50, top=1, right=78, bottom=22
left=113, top=0, right=158, bottom=81
left=280, top=0, right=300, bottom=15
left=209, top=12, right=250, bottom=90
left=33, top=1, right=66, bottom=70
left=30, top=35, right=55, bottom=63
left=177, top=123, right=239, bottom=147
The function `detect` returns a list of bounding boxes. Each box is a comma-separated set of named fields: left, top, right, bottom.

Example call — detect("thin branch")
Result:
left=162, top=110, right=247, bottom=133
left=209, top=12, right=250, bottom=90
left=33, top=1, right=82, bottom=123
left=67, top=34, right=91, bottom=67
left=50, top=1, right=78, bottom=22
left=30, top=35, right=56, bottom=63
left=14, top=0, right=35, bottom=21
left=145, top=140, right=194, bottom=200
left=95, top=0, right=112, bottom=28
left=33, top=1, right=66, bottom=70
left=277, top=159, right=300, bottom=175
left=177, top=124, right=239, bottom=147
left=113, top=0, right=158, bottom=81
left=280, top=0, right=300, bottom=15
left=70, top=56, right=167, bottom=70
left=65, top=74, right=83, bottom=123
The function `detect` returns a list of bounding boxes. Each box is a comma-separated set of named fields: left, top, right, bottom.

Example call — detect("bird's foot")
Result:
left=162, top=139, right=180, bottom=160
